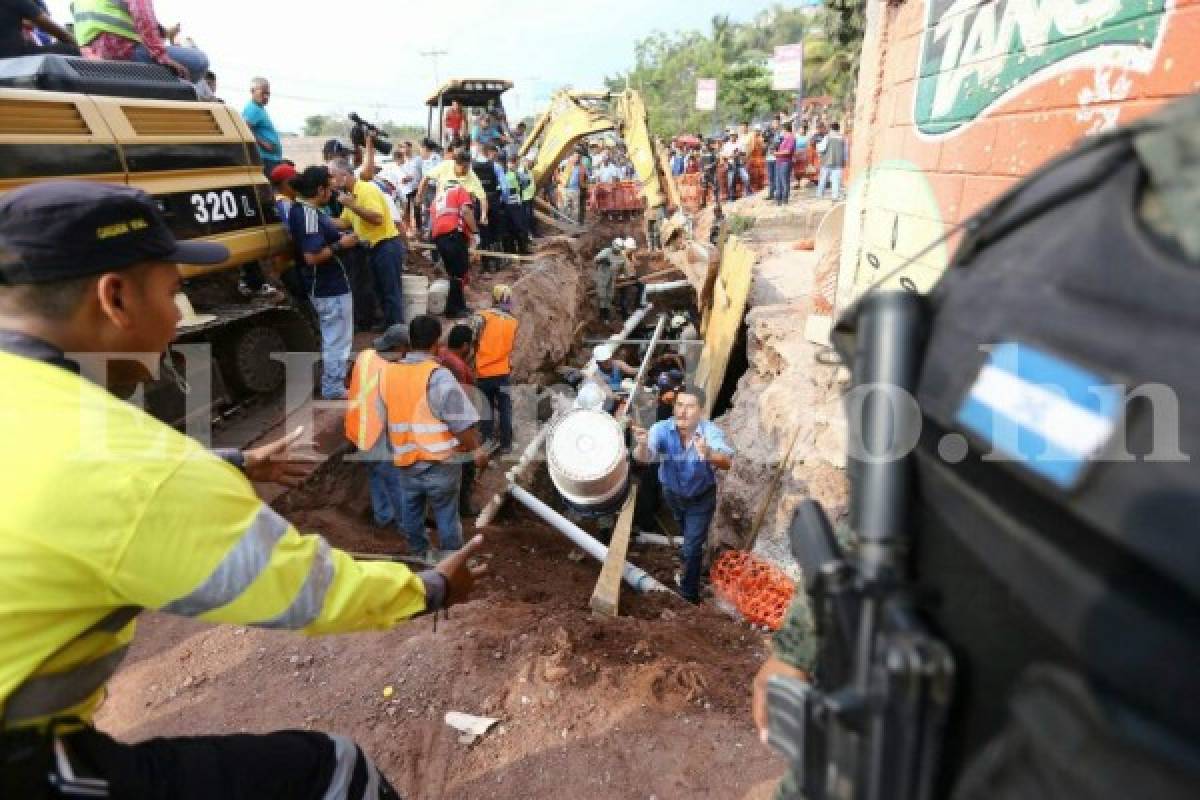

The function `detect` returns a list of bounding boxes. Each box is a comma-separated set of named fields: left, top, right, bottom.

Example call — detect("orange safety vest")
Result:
left=382, top=360, right=459, bottom=467
left=344, top=349, right=388, bottom=451
left=475, top=309, right=517, bottom=379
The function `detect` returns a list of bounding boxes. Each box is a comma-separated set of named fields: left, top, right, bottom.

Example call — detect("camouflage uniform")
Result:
left=770, top=596, right=818, bottom=800
left=592, top=247, right=628, bottom=317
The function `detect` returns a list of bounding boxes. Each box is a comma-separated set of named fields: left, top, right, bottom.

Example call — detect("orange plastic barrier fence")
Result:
left=709, top=550, right=796, bottom=630
left=588, top=181, right=646, bottom=214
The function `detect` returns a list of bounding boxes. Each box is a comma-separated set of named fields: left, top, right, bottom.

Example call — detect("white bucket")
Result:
left=402, top=274, right=429, bottom=294
left=427, top=279, right=450, bottom=315
left=403, top=289, right=429, bottom=322
left=547, top=409, right=630, bottom=508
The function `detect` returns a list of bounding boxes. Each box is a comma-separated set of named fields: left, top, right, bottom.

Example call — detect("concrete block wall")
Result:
left=835, top=0, right=1200, bottom=309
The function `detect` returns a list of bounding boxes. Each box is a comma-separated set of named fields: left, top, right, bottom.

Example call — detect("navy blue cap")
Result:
left=322, top=138, right=352, bottom=160
left=0, top=181, right=228, bottom=285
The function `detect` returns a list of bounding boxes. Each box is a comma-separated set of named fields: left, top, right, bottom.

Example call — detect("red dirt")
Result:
left=94, top=451, right=786, bottom=799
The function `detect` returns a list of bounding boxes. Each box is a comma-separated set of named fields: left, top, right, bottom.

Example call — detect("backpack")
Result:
left=900, top=93, right=1200, bottom=798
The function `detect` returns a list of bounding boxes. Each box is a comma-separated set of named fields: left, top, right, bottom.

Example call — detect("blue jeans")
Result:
left=369, top=237, right=405, bottom=325
left=774, top=159, right=794, bottom=205
left=368, top=461, right=406, bottom=529
left=817, top=166, right=843, bottom=200
left=663, top=486, right=717, bottom=602
left=396, top=461, right=464, bottom=554
left=311, top=293, right=353, bottom=399
left=726, top=166, right=750, bottom=200
left=766, top=160, right=777, bottom=199
left=476, top=374, right=512, bottom=450
left=131, top=44, right=209, bottom=83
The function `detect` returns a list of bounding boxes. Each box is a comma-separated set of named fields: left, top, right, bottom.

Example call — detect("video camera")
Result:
left=765, top=291, right=954, bottom=800
left=348, top=112, right=392, bottom=156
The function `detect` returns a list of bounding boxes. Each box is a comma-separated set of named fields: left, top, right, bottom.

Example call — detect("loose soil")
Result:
left=95, top=455, right=784, bottom=799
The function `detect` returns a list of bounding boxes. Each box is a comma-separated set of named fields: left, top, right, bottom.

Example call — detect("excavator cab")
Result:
left=425, top=78, right=513, bottom=146
left=0, top=54, right=314, bottom=424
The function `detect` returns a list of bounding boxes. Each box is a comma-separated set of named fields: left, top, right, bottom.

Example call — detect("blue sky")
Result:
left=45, top=0, right=795, bottom=131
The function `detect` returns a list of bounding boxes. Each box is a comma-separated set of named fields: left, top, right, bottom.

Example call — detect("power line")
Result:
left=419, top=49, right=449, bottom=86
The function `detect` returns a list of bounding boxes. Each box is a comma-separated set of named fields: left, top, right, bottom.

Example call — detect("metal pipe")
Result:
left=508, top=485, right=668, bottom=594
left=616, top=313, right=666, bottom=424
left=641, top=279, right=692, bottom=296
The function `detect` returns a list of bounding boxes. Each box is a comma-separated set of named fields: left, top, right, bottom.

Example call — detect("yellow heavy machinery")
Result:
left=520, top=88, right=683, bottom=220
left=0, top=55, right=314, bottom=424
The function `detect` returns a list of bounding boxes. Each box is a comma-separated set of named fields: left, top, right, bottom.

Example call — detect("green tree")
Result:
left=606, top=3, right=866, bottom=137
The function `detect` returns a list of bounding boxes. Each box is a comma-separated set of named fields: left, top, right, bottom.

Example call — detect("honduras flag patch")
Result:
left=956, top=342, right=1124, bottom=490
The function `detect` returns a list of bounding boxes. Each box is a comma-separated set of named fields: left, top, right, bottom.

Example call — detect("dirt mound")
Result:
left=508, top=238, right=590, bottom=383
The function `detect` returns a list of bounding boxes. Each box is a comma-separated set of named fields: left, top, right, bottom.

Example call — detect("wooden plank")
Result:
left=694, top=234, right=756, bottom=417
left=409, top=242, right=539, bottom=263
left=589, top=485, right=639, bottom=617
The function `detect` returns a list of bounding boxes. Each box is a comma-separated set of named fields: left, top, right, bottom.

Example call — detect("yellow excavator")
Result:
left=0, top=55, right=314, bottom=424
left=521, top=89, right=681, bottom=213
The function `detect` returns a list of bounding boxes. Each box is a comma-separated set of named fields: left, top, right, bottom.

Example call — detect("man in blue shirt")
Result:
left=633, top=386, right=734, bottom=603
left=242, top=76, right=282, bottom=177
left=286, top=166, right=357, bottom=399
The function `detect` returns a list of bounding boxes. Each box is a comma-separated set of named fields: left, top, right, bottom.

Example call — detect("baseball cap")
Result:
left=593, top=344, right=614, bottom=362
left=0, top=181, right=228, bottom=285
left=373, top=323, right=410, bottom=353
left=269, top=163, right=298, bottom=185
left=322, top=138, right=352, bottom=160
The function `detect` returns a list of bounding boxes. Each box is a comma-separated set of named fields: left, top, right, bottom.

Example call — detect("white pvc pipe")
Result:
left=641, top=279, right=692, bottom=296
left=583, top=304, right=652, bottom=378
left=508, top=484, right=668, bottom=594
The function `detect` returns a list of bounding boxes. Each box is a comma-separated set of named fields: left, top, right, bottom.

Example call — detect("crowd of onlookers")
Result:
left=666, top=109, right=850, bottom=207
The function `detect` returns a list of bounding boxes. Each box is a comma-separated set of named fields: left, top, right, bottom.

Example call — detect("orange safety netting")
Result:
left=709, top=550, right=796, bottom=630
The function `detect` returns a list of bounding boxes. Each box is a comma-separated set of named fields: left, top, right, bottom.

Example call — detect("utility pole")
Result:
left=419, top=49, right=448, bottom=87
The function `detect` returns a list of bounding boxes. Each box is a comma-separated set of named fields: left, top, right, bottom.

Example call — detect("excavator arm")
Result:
left=520, top=89, right=682, bottom=215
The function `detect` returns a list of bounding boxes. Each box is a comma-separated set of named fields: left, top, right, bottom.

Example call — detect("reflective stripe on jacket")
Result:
left=0, top=351, right=429, bottom=730
left=73, top=0, right=140, bottom=46
left=475, top=308, right=516, bottom=379
left=381, top=360, right=458, bottom=467
left=344, top=349, right=388, bottom=451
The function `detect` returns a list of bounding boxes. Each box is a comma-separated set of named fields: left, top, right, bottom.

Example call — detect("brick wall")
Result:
left=834, top=0, right=1200, bottom=309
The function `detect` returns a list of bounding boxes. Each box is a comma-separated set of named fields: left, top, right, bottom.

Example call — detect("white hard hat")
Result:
left=575, top=380, right=610, bottom=411
left=623, top=237, right=637, bottom=250
left=611, top=238, right=624, bottom=250
left=593, top=344, right=614, bottom=362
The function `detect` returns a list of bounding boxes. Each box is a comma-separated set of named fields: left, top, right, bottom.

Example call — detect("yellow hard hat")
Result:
left=492, top=284, right=513, bottom=305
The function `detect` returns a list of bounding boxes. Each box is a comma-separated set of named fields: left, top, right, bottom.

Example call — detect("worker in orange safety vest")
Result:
left=349, top=314, right=489, bottom=563
left=471, top=284, right=518, bottom=453
left=345, top=323, right=412, bottom=536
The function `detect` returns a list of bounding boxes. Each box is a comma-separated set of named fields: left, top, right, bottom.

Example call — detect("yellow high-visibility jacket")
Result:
left=0, top=350, right=429, bottom=730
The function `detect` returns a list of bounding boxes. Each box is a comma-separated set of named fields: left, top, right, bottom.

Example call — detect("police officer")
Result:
left=593, top=238, right=635, bottom=321
left=0, top=182, right=485, bottom=799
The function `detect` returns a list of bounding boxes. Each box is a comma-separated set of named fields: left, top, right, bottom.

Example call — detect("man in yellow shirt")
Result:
left=416, top=149, right=488, bottom=228
left=330, top=158, right=406, bottom=326
left=0, top=181, right=486, bottom=798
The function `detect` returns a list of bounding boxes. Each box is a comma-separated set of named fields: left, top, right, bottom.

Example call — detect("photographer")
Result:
left=329, top=158, right=406, bottom=328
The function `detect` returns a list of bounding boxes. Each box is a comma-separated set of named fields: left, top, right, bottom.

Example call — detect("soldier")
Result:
left=752, top=595, right=818, bottom=800
left=593, top=237, right=635, bottom=321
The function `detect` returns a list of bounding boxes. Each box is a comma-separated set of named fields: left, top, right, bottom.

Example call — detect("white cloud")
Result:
left=45, top=0, right=785, bottom=131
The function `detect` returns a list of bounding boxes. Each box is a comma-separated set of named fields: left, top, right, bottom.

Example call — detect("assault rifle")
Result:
left=764, top=291, right=955, bottom=800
